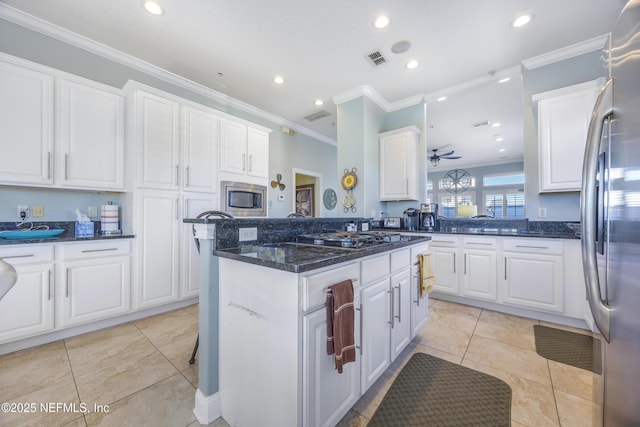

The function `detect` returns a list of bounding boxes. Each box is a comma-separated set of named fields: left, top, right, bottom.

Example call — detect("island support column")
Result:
left=192, top=223, right=221, bottom=424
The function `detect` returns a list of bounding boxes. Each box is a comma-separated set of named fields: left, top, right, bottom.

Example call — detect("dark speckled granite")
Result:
left=418, top=219, right=580, bottom=239
left=0, top=222, right=134, bottom=245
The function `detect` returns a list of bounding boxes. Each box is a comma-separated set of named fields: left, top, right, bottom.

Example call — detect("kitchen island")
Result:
left=187, top=217, right=429, bottom=427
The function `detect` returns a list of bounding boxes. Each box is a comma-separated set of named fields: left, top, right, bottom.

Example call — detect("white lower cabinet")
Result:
left=390, top=268, right=411, bottom=359
left=461, top=237, right=497, bottom=301
left=360, top=276, right=391, bottom=391
left=409, top=244, right=429, bottom=338
left=502, top=239, right=564, bottom=313
left=0, top=244, right=54, bottom=344
left=181, top=195, right=217, bottom=299
left=57, top=240, right=131, bottom=327
left=429, top=235, right=459, bottom=295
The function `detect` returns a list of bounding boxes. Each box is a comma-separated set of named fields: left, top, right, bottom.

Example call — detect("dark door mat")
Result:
left=368, top=353, right=512, bottom=427
left=533, top=325, right=602, bottom=374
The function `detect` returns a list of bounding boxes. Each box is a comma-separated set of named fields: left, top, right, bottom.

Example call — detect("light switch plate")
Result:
left=88, top=206, right=98, bottom=217
left=32, top=205, right=44, bottom=217
left=239, top=227, right=258, bottom=242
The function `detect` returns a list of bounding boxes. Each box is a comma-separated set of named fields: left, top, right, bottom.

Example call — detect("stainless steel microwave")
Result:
left=221, top=181, right=267, bottom=217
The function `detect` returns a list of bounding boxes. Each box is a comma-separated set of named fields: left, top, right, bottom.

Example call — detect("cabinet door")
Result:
left=361, top=277, right=391, bottom=391
left=58, top=257, right=130, bottom=327
left=462, top=249, right=497, bottom=301
left=137, top=91, right=180, bottom=190
left=57, top=78, right=124, bottom=190
left=303, top=295, right=361, bottom=427
left=390, top=269, right=411, bottom=359
left=431, top=247, right=459, bottom=295
left=0, top=263, right=54, bottom=344
left=503, top=252, right=564, bottom=312
left=537, top=81, right=601, bottom=192
left=0, top=60, right=54, bottom=185
left=182, top=106, right=218, bottom=193
left=135, top=192, right=180, bottom=308
left=181, top=195, right=217, bottom=299
left=409, top=264, right=428, bottom=338
left=379, top=127, right=418, bottom=201
left=219, top=120, right=247, bottom=175
left=246, top=128, right=269, bottom=178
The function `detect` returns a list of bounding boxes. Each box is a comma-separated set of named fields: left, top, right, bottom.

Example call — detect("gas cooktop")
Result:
left=296, top=231, right=402, bottom=249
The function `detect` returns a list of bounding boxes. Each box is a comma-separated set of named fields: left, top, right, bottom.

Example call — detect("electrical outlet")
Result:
left=239, top=227, right=258, bottom=242
left=32, top=205, right=44, bottom=217
left=88, top=206, right=98, bottom=217
left=17, top=205, right=29, bottom=219
left=538, top=207, right=548, bottom=218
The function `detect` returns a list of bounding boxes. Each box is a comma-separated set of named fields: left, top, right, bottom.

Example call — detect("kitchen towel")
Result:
left=419, top=251, right=436, bottom=297
left=100, top=204, right=120, bottom=233
left=326, top=279, right=356, bottom=373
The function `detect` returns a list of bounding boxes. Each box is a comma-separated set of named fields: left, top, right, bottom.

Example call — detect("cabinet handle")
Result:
left=175, top=165, right=179, bottom=185
left=388, top=289, right=394, bottom=328
left=185, top=166, right=190, bottom=187
left=47, top=151, right=52, bottom=180
left=64, top=154, right=69, bottom=180
left=414, top=272, right=420, bottom=307
left=464, top=253, right=467, bottom=275
left=176, top=199, right=180, bottom=220
left=504, top=256, right=507, bottom=280
left=453, top=253, right=456, bottom=274
left=432, top=240, right=455, bottom=244
left=66, top=268, right=70, bottom=298
left=355, top=304, right=363, bottom=355
left=48, top=269, right=53, bottom=301
left=395, top=284, right=402, bottom=323
left=405, top=178, right=408, bottom=193
left=81, top=248, right=118, bottom=253
left=242, top=153, right=246, bottom=171
left=248, top=155, right=252, bottom=172
left=2, top=254, right=35, bottom=259
left=515, top=245, right=549, bottom=250
left=467, top=242, right=493, bottom=246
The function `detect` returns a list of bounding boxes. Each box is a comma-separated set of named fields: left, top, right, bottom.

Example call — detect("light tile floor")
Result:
left=0, top=299, right=596, bottom=427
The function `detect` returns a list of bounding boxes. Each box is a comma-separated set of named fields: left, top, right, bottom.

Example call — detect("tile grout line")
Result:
left=459, top=307, right=483, bottom=365
left=62, top=338, right=88, bottom=425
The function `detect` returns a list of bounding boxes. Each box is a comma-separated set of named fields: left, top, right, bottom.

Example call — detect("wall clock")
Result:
left=442, top=169, right=472, bottom=194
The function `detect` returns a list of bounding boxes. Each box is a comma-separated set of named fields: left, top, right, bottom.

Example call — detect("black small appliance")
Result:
left=419, top=203, right=439, bottom=231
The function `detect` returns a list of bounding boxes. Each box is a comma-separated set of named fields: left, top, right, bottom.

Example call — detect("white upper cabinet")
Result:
left=379, top=126, right=419, bottom=201
left=181, top=105, right=218, bottom=193
left=534, top=78, right=604, bottom=192
left=135, top=90, right=181, bottom=190
left=0, top=58, right=54, bottom=186
left=56, top=77, right=125, bottom=190
left=220, top=119, right=270, bottom=182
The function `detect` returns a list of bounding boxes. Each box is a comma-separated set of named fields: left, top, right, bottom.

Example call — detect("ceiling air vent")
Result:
left=365, top=49, right=387, bottom=67
left=304, top=110, right=331, bottom=122
left=472, top=120, right=491, bottom=128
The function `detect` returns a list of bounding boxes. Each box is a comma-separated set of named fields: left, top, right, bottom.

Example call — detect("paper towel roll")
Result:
left=101, top=205, right=120, bottom=234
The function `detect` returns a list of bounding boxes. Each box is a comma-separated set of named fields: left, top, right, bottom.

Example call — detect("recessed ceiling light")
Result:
left=406, top=60, right=419, bottom=69
left=144, top=1, right=165, bottom=15
left=374, top=15, right=390, bottom=29
left=491, top=122, right=502, bottom=128
left=495, top=136, right=504, bottom=142
left=273, top=76, right=284, bottom=84
left=314, top=99, right=324, bottom=106
left=498, top=77, right=511, bottom=83
left=499, top=148, right=507, bottom=153
left=512, top=14, right=533, bottom=28
left=437, top=96, right=447, bottom=102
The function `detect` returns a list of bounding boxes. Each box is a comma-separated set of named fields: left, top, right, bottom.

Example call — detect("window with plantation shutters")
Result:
left=439, top=193, right=476, bottom=218
left=484, top=191, right=525, bottom=218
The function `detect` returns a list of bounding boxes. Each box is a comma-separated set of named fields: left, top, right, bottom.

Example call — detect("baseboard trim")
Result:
left=193, top=389, right=221, bottom=425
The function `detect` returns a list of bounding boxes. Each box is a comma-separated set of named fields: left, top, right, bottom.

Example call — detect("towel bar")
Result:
left=323, top=278, right=358, bottom=293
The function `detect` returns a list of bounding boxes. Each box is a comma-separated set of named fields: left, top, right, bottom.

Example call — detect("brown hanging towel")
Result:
left=326, top=279, right=356, bottom=373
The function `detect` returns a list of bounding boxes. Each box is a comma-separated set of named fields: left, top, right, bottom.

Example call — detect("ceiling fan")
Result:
left=429, top=148, right=462, bottom=166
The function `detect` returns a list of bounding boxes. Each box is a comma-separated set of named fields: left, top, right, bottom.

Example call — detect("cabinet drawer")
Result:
left=0, top=244, right=54, bottom=265
left=502, top=238, right=562, bottom=255
left=390, top=248, right=410, bottom=272
left=302, top=262, right=360, bottom=311
left=58, top=239, right=131, bottom=260
left=361, top=253, right=390, bottom=283
left=463, top=236, right=496, bottom=250
left=428, top=236, right=458, bottom=248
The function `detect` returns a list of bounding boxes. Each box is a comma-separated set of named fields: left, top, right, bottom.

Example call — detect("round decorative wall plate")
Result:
left=341, top=168, right=358, bottom=190
left=323, top=188, right=337, bottom=210
left=343, top=193, right=356, bottom=212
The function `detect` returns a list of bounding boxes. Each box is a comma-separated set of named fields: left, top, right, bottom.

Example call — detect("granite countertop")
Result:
left=215, top=235, right=431, bottom=273
left=0, top=221, right=134, bottom=245
left=419, top=228, right=579, bottom=239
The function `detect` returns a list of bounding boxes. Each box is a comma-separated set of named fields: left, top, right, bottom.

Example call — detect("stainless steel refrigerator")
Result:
left=581, top=1, right=640, bottom=426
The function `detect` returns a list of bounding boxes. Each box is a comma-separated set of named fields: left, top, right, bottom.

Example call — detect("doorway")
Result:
left=292, top=168, right=322, bottom=217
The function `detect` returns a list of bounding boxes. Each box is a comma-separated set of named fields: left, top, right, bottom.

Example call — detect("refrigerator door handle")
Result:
left=581, top=78, right=614, bottom=342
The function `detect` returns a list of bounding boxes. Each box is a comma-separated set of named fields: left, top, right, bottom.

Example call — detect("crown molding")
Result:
left=522, top=34, right=609, bottom=70
left=333, top=85, right=424, bottom=112
left=0, top=3, right=337, bottom=146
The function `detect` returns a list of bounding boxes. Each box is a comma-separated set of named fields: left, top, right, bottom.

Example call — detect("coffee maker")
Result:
left=419, top=203, right=439, bottom=231
left=403, top=208, right=420, bottom=231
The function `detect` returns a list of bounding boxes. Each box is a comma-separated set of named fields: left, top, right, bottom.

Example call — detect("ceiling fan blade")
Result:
left=442, top=155, right=462, bottom=159
left=439, top=150, right=455, bottom=157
